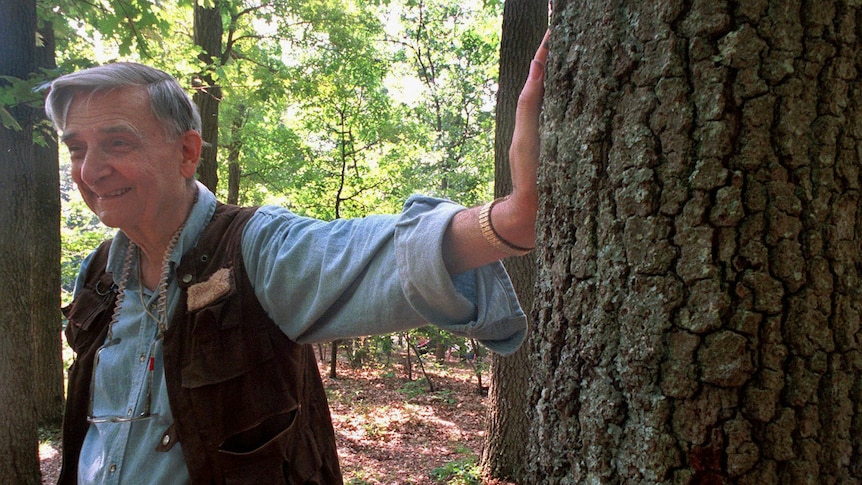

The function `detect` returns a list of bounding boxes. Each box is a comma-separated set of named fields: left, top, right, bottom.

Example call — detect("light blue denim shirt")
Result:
left=73, top=182, right=526, bottom=484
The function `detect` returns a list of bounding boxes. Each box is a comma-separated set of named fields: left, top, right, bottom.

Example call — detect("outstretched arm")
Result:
left=442, top=30, right=550, bottom=274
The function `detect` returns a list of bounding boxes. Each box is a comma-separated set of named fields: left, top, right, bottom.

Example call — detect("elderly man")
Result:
left=50, top=32, right=549, bottom=484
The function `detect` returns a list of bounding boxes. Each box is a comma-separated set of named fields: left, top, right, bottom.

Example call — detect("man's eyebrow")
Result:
left=60, top=124, right=144, bottom=143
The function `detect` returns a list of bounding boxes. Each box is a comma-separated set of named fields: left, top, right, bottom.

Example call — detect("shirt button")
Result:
left=161, top=434, right=171, bottom=446
left=139, top=354, right=146, bottom=363
left=109, top=464, right=117, bottom=473
left=182, top=274, right=193, bottom=284
left=127, top=408, right=133, bottom=416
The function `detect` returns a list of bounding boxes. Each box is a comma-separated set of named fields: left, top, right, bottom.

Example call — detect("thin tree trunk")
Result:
left=226, top=104, right=247, bottom=205
left=329, top=340, right=340, bottom=378
left=407, top=337, right=435, bottom=392
left=404, top=333, right=413, bottom=381
left=193, top=0, right=223, bottom=191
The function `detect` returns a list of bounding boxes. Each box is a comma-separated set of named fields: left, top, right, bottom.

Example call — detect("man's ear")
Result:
left=180, top=130, right=203, bottom=179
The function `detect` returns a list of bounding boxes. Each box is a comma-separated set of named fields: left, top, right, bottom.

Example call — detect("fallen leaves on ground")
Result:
left=323, top=354, right=495, bottom=484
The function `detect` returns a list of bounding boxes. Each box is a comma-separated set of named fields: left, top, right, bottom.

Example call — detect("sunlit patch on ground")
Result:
left=321, top=356, right=492, bottom=484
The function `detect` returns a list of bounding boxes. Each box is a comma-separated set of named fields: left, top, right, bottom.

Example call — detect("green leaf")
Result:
left=0, top=107, right=22, bottom=131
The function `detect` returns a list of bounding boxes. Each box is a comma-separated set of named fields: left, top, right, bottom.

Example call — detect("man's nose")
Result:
left=78, top=149, right=112, bottom=186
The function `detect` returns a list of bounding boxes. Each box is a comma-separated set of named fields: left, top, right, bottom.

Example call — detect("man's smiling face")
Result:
left=61, top=87, right=198, bottom=235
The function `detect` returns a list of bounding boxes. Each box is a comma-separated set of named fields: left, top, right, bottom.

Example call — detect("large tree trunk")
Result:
left=530, top=0, right=862, bottom=483
left=193, top=0, right=223, bottom=192
left=32, top=19, right=65, bottom=427
left=0, top=0, right=41, bottom=482
left=480, top=0, right=547, bottom=482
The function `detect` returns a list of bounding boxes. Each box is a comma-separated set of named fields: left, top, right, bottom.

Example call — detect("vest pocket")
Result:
left=178, top=298, right=298, bottom=458
left=181, top=299, right=275, bottom=388
left=217, top=410, right=324, bottom=485
left=63, top=286, right=114, bottom=353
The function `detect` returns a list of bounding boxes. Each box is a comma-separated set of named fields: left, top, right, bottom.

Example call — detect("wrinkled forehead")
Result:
left=59, top=87, right=165, bottom=139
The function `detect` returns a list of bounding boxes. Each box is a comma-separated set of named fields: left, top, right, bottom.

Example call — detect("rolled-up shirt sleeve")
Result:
left=395, top=196, right=527, bottom=354
left=242, top=195, right=527, bottom=355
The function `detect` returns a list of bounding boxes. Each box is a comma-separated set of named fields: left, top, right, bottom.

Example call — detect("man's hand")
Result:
left=443, top=30, right=550, bottom=274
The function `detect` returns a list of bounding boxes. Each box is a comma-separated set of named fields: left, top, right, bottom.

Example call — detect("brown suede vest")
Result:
left=60, top=203, right=342, bottom=484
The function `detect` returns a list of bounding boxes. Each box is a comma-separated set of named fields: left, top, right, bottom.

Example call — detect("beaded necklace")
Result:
left=87, top=224, right=185, bottom=424
left=110, top=224, right=183, bottom=340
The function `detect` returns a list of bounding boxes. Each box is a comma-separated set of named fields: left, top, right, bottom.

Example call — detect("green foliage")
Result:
left=435, top=388, right=457, bottom=405
left=430, top=453, right=481, bottom=485
left=398, top=378, right=429, bottom=399
left=362, top=420, right=386, bottom=438
left=46, top=0, right=179, bottom=60
left=389, top=0, right=501, bottom=206
left=0, top=74, right=30, bottom=131
left=346, top=474, right=377, bottom=485
left=0, top=71, right=57, bottom=135
left=59, top=163, right=114, bottom=302
left=272, top=0, right=401, bottom=218
left=38, top=426, right=63, bottom=450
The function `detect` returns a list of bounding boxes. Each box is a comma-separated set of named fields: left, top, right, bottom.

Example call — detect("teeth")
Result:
left=99, top=188, right=130, bottom=198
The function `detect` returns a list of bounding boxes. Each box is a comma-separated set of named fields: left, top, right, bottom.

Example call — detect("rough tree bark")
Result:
left=480, top=0, right=547, bottom=482
left=0, top=0, right=41, bottom=482
left=226, top=104, right=247, bottom=205
left=194, top=0, right=223, bottom=191
left=531, top=0, right=862, bottom=483
left=32, top=19, right=65, bottom=427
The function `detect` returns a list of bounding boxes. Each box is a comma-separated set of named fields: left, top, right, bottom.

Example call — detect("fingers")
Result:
left=516, top=29, right=550, bottom=131
left=508, top=29, right=550, bottom=198
left=536, top=29, right=550, bottom=66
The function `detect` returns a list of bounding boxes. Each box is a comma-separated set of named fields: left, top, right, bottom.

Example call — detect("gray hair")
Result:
left=45, top=62, right=201, bottom=137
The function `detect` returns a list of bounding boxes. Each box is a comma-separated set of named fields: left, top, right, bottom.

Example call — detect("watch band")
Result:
left=478, top=197, right=534, bottom=257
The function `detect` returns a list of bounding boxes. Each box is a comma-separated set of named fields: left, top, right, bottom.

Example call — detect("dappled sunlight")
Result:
left=321, top=356, right=490, bottom=484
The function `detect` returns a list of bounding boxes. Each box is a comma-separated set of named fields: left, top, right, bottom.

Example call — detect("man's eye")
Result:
left=103, top=139, right=136, bottom=153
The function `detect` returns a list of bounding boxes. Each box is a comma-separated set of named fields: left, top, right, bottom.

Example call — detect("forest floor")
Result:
left=40, top=350, right=517, bottom=485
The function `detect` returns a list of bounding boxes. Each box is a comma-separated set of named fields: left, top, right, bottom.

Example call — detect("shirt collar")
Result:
left=106, top=181, right=217, bottom=277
